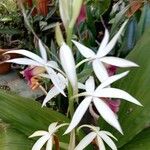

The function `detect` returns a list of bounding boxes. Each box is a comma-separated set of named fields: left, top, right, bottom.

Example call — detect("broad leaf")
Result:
left=0, top=122, right=33, bottom=150
left=112, top=26, right=150, bottom=147
left=0, top=91, right=69, bottom=143
left=119, top=128, right=150, bottom=150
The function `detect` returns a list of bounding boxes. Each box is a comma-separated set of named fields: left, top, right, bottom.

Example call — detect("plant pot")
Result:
left=0, top=49, right=20, bottom=74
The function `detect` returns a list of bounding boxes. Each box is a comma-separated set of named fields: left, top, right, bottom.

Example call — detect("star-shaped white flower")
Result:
left=40, top=73, right=85, bottom=107
left=72, top=20, right=138, bottom=82
left=29, top=122, right=68, bottom=150
left=5, top=40, right=65, bottom=96
left=75, top=125, right=118, bottom=150
left=65, top=71, right=142, bottom=134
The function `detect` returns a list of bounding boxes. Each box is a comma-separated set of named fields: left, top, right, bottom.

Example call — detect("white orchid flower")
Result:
left=59, top=42, right=78, bottom=95
left=29, top=122, right=68, bottom=150
left=65, top=71, right=142, bottom=134
left=75, top=125, right=118, bottom=150
left=40, top=73, right=85, bottom=107
left=5, top=40, right=65, bottom=96
left=73, top=20, right=138, bottom=82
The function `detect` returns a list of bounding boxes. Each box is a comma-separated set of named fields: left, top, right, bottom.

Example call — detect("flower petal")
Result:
left=100, top=57, right=139, bottom=67
left=78, top=82, right=86, bottom=90
left=96, top=136, right=106, bottom=150
left=42, top=73, right=67, bottom=106
left=98, top=20, right=128, bottom=57
left=46, top=67, right=66, bottom=96
left=99, top=132, right=117, bottom=150
left=47, top=61, right=59, bottom=69
left=46, top=137, right=53, bottom=150
left=97, top=29, right=109, bottom=56
left=94, top=88, right=142, bottom=106
left=64, top=96, right=92, bottom=134
left=72, top=40, right=95, bottom=58
left=6, top=58, right=43, bottom=66
left=97, top=71, right=129, bottom=89
left=60, top=43, right=78, bottom=94
left=100, top=131, right=117, bottom=141
left=74, top=132, right=97, bottom=150
left=85, top=76, right=95, bottom=93
left=93, top=98, right=123, bottom=134
left=5, top=50, right=44, bottom=64
left=92, top=59, right=109, bottom=82
left=29, top=131, right=48, bottom=138
left=42, top=86, right=61, bottom=107
left=52, top=123, right=69, bottom=134
left=39, top=40, right=47, bottom=62
left=31, top=134, right=50, bottom=150
left=48, top=122, right=58, bottom=134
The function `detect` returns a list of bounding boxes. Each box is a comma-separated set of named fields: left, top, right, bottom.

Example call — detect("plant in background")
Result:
left=2, top=0, right=150, bottom=150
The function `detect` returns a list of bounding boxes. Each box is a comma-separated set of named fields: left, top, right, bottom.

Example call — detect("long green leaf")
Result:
left=0, top=91, right=69, bottom=142
left=119, top=128, right=150, bottom=150
left=0, top=122, right=33, bottom=150
left=112, top=26, right=150, bottom=147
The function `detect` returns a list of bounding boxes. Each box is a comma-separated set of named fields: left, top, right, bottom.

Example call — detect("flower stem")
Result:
left=67, top=25, right=73, bottom=48
left=67, top=83, right=76, bottom=150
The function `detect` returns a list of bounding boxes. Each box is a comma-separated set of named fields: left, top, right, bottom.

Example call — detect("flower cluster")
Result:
left=5, top=21, right=142, bottom=150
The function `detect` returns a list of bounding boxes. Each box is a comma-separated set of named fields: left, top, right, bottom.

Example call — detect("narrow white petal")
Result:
left=100, top=131, right=117, bottom=141
left=97, top=71, right=129, bottom=89
left=74, top=132, right=97, bottom=150
left=98, top=20, right=128, bottom=57
left=93, top=98, right=123, bottom=134
left=99, top=132, right=117, bottom=150
left=85, top=76, right=95, bottom=93
left=47, top=61, right=59, bottom=69
left=78, top=82, right=86, bottom=90
left=46, top=67, right=66, bottom=96
left=94, top=88, right=142, bottom=106
left=48, top=122, right=58, bottom=134
left=39, top=40, right=47, bottom=61
left=72, top=40, right=95, bottom=58
left=92, top=59, right=109, bottom=82
left=89, top=104, right=100, bottom=120
left=46, top=137, right=53, bottom=150
left=52, top=123, right=69, bottom=134
left=31, top=134, right=50, bottom=150
left=6, top=58, right=43, bottom=66
left=77, top=124, right=99, bottom=132
left=29, top=131, right=48, bottom=138
left=64, top=97, right=92, bottom=134
left=60, top=43, right=78, bottom=94
left=5, top=50, right=44, bottom=64
left=97, top=29, right=110, bottom=56
left=96, top=136, right=106, bottom=150
left=42, top=73, right=67, bottom=106
left=42, top=86, right=61, bottom=107
left=100, top=57, right=139, bottom=67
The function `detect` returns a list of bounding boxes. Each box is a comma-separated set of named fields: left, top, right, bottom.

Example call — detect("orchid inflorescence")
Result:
left=5, top=19, right=142, bottom=150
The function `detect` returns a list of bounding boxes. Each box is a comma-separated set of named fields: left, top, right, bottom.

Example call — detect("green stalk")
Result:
left=67, top=25, right=73, bottom=48
left=67, top=83, right=76, bottom=150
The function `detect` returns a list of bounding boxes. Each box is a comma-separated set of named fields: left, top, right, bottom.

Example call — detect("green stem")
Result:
left=67, top=26, right=73, bottom=48
left=68, top=129, right=76, bottom=150
left=67, top=83, right=76, bottom=150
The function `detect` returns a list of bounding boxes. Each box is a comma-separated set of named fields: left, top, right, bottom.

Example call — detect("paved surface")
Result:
left=0, top=71, right=43, bottom=99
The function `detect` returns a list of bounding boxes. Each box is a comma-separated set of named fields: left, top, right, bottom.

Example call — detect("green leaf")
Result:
left=137, top=2, right=150, bottom=38
left=119, top=128, right=150, bottom=150
left=0, top=91, right=69, bottom=143
left=87, top=0, right=111, bottom=19
left=0, top=122, right=33, bottom=150
left=112, top=26, right=150, bottom=147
